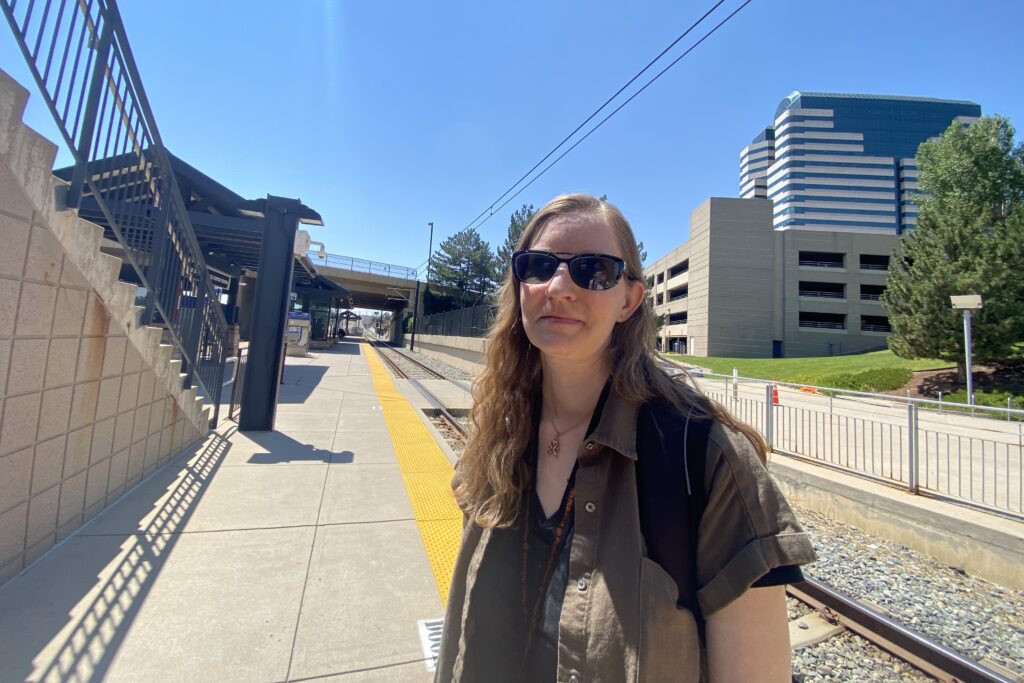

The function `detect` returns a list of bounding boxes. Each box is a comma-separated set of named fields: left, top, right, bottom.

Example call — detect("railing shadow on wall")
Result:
left=1, top=0, right=228, bottom=425
left=1, top=432, right=231, bottom=682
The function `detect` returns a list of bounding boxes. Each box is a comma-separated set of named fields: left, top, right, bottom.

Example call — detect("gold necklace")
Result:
left=545, top=414, right=590, bottom=457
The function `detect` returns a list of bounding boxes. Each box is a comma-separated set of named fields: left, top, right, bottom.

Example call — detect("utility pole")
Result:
left=410, top=221, right=433, bottom=352
left=427, top=222, right=434, bottom=285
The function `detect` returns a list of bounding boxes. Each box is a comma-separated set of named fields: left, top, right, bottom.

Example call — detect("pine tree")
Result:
left=496, top=204, right=536, bottom=268
left=429, top=228, right=499, bottom=299
left=884, top=116, right=1024, bottom=374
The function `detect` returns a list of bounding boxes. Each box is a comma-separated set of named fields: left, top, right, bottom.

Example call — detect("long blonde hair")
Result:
left=455, top=193, right=767, bottom=528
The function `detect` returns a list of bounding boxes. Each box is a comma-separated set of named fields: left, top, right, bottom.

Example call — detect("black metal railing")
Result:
left=308, top=250, right=417, bottom=280
left=228, top=347, right=248, bottom=421
left=2, top=0, right=227, bottom=425
left=798, top=320, right=846, bottom=330
left=418, top=304, right=495, bottom=338
left=798, top=259, right=845, bottom=269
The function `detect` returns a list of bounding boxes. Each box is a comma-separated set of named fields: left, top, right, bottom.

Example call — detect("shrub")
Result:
left=816, top=367, right=913, bottom=392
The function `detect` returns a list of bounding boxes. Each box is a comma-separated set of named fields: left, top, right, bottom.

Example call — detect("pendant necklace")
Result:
left=546, top=412, right=590, bottom=457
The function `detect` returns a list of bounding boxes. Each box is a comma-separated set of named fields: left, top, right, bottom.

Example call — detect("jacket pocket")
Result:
left=638, top=557, right=701, bottom=683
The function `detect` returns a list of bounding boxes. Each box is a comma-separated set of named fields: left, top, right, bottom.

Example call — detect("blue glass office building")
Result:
left=739, top=92, right=981, bottom=233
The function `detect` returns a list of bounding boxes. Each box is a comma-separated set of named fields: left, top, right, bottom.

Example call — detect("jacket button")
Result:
left=584, top=441, right=594, bottom=451
left=577, top=577, right=589, bottom=591
left=569, top=675, right=580, bottom=683
left=585, top=501, right=596, bottom=513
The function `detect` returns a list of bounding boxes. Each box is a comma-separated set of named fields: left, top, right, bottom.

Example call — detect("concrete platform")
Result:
left=0, top=338, right=439, bottom=682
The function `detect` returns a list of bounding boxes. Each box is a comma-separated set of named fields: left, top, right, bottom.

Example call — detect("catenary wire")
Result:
left=458, top=0, right=729, bottom=235
left=471, top=0, right=754, bottom=230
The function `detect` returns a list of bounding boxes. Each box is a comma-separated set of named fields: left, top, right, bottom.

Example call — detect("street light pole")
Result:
left=427, top=222, right=434, bottom=285
left=963, top=308, right=974, bottom=405
left=410, top=222, right=433, bottom=352
left=950, top=294, right=983, bottom=406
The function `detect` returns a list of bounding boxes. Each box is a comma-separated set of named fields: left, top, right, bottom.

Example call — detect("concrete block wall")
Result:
left=0, top=70, right=211, bottom=432
left=411, top=334, right=486, bottom=375
left=0, top=162, right=202, bottom=584
left=0, top=74, right=207, bottom=585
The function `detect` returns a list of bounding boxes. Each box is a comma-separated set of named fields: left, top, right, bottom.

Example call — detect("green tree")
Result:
left=884, top=116, right=1024, bottom=378
left=497, top=203, right=536, bottom=267
left=429, top=227, right=499, bottom=299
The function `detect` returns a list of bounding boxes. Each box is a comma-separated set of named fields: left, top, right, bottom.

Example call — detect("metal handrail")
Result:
left=2, top=0, right=227, bottom=425
left=308, top=250, right=417, bottom=280
left=693, top=371, right=1024, bottom=517
left=799, top=259, right=845, bottom=268
left=798, top=320, right=846, bottom=329
left=799, top=290, right=845, bottom=299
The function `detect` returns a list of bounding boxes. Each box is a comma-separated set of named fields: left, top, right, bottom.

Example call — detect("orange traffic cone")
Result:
left=771, top=379, right=780, bottom=406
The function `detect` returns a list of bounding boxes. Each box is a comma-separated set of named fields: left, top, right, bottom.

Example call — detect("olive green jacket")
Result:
left=435, top=387, right=816, bottom=683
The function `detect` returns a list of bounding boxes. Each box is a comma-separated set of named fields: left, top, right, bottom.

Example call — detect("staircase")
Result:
left=0, top=70, right=211, bottom=433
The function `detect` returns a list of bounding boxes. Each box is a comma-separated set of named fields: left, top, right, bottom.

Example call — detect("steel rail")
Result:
left=788, top=577, right=1014, bottom=683
left=367, top=338, right=467, bottom=441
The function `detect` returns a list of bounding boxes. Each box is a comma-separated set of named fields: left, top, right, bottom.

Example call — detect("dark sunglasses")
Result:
left=511, top=250, right=626, bottom=291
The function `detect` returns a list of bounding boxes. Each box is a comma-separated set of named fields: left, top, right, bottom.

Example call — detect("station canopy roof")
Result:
left=54, top=152, right=349, bottom=305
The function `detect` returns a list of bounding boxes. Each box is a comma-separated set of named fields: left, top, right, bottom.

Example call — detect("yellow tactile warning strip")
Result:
left=363, top=344, right=463, bottom=607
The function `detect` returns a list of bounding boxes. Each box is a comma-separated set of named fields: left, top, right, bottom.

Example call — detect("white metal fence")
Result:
left=697, top=372, right=1023, bottom=519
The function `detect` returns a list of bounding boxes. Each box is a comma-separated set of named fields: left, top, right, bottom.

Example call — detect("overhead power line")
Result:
left=460, top=0, right=753, bottom=234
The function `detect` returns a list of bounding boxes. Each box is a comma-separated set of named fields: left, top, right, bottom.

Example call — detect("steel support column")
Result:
left=239, top=196, right=301, bottom=432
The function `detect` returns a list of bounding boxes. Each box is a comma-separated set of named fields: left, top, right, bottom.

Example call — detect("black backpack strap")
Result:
left=635, top=401, right=713, bottom=645
left=683, top=409, right=711, bottom=645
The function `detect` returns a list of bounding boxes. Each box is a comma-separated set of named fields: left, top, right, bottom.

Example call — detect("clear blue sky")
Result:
left=2, top=0, right=1022, bottom=275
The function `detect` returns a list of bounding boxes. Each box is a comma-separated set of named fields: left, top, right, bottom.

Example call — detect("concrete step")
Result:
left=97, top=252, right=123, bottom=291
left=10, top=120, right=59, bottom=208
left=0, top=70, right=30, bottom=157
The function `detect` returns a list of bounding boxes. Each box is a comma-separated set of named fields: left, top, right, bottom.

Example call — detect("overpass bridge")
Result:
left=308, top=251, right=425, bottom=341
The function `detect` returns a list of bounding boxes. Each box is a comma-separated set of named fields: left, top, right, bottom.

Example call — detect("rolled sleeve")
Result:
left=696, top=423, right=816, bottom=616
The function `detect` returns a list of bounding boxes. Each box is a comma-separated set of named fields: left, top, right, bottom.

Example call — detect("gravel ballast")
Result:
left=793, top=505, right=1024, bottom=680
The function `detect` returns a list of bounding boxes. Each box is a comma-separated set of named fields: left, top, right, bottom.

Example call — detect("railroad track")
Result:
left=367, top=336, right=448, bottom=380
left=368, top=337, right=468, bottom=445
left=787, top=577, right=1014, bottom=682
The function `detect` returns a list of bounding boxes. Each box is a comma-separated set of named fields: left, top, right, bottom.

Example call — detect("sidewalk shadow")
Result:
left=277, top=363, right=329, bottom=405
left=243, top=430, right=352, bottom=464
left=0, top=430, right=232, bottom=682
left=325, top=339, right=362, bottom=355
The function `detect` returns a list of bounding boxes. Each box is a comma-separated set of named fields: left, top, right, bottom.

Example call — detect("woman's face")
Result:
left=519, top=213, right=645, bottom=366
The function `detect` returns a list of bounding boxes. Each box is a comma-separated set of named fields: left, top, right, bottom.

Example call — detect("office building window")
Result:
left=799, top=251, right=845, bottom=268
left=799, top=312, right=846, bottom=330
left=669, top=260, right=689, bottom=277
left=799, top=281, right=845, bottom=299
left=860, top=254, right=890, bottom=271
left=861, top=315, right=892, bottom=332
left=860, top=284, right=886, bottom=301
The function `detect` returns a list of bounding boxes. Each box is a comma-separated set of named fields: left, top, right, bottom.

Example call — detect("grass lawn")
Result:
left=663, top=349, right=952, bottom=385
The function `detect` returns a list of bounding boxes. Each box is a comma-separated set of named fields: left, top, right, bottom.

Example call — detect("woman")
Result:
left=435, top=194, right=815, bottom=682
